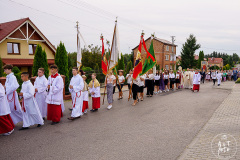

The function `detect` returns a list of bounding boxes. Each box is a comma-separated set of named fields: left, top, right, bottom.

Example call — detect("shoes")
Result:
left=19, top=127, right=29, bottom=131
left=107, top=105, right=112, bottom=110
left=84, top=109, right=88, bottom=114
left=2, top=129, right=14, bottom=136
left=37, top=124, right=42, bottom=127
left=51, top=122, right=59, bottom=125
left=90, top=109, right=98, bottom=112
left=159, top=90, right=162, bottom=93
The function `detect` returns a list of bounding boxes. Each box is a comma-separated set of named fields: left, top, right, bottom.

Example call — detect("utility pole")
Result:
left=171, top=36, right=175, bottom=44
left=170, top=36, right=176, bottom=70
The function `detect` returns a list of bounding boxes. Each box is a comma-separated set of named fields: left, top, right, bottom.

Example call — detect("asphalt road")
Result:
left=0, top=81, right=233, bottom=160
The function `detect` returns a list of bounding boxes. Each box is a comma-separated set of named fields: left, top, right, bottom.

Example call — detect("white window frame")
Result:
left=165, top=65, right=169, bottom=70
left=165, top=55, right=169, bottom=60
left=166, top=45, right=169, bottom=51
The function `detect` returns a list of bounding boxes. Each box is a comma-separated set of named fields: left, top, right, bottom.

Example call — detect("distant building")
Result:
left=0, top=18, right=56, bottom=76
left=132, top=37, right=177, bottom=70
left=208, top=57, right=223, bottom=68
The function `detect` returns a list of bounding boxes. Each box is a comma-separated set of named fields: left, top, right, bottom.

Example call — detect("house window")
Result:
left=166, top=45, right=169, bottom=51
left=165, top=55, right=169, bottom=60
left=7, top=43, right=20, bottom=54
left=165, top=65, right=169, bottom=70
left=29, top=44, right=37, bottom=55
left=172, top=46, right=174, bottom=52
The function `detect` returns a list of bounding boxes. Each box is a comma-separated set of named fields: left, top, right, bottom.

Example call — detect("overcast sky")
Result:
left=0, top=0, right=240, bottom=56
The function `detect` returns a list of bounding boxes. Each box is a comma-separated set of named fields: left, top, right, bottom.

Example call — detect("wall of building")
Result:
left=133, top=38, right=176, bottom=70
left=0, top=38, right=55, bottom=59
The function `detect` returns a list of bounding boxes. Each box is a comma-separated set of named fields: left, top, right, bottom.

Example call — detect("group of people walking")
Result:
left=0, top=64, right=101, bottom=136
left=0, top=64, right=235, bottom=136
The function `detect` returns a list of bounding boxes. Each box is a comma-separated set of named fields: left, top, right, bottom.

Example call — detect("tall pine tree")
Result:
left=117, top=53, right=125, bottom=74
left=180, top=34, right=201, bottom=69
left=197, top=51, right=204, bottom=69
left=55, top=42, right=69, bottom=92
left=42, top=49, right=49, bottom=77
left=32, top=45, right=49, bottom=77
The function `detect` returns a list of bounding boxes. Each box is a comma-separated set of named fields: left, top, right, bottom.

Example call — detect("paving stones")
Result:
left=178, top=83, right=240, bottom=160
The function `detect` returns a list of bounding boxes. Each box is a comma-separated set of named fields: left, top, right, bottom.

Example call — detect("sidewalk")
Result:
left=178, top=82, right=240, bottom=160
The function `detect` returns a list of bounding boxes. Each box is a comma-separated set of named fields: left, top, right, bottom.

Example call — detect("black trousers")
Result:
left=170, top=78, right=175, bottom=89
left=132, top=84, right=139, bottom=100
left=213, top=79, right=216, bottom=85
left=201, top=76, right=205, bottom=83
left=113, top=86, right=115, bottom=94
left=146, top=80, right=154, bottom=95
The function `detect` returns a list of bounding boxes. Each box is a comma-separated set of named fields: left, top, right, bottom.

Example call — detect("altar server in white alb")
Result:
left=18, top=72, right=44, bottom=130
left=217, top=70, right=222, bottom=86
left=46, top=65, right=64, bottom=125
left=3, top=64, right=22, bottom=124
left=0, top=83, right=15, bottom=136
left=82, top=75, right=89, bottom=114
left=89, top=73, right=101, bottom=112
left=34, top=68, right=48, bottom=119
left=192, top=69, right=201, bottom=92
left=68, top=67, right=84, bottom=120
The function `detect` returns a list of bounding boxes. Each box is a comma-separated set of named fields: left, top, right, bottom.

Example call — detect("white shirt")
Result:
left=211, top=72, right=217, bottom=79
left=126, top=74, right=133, bottom=84
left=133, top=76, right=140, bottom=86
left=0, top=83, right=11, bottom=116
left=169, top=73, right=175, bottom=79
left=107, top=75, right=116, bottom=84
left=118, top=75, right=125, bottom=84
left=139, top=75, right=145, bottom=87
left=164, top=75, right=169, bottom=79
left=193, top=73, right=201, bottom=85
left=89, top=81, right=100, bottom=98
left=176, top=73, right=180, bottom=79
left=46, top=74, right=64, bottom=105
left=69, top=74, right=84, bottom=93
left=146, top=74, right=154, bottom=80
left=34, top=75, right=48, bottom=94
left=154, top=75, right=160, bottom=80
left=5, top=72, right=19, bottom=95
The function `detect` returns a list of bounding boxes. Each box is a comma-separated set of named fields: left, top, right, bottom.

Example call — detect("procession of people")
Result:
left=0, top=63, right=238, bottom=136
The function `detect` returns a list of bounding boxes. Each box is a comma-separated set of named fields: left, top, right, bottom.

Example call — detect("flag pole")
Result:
left=76, top=21, right=82, bottom=71
left=102, top=18, right=118, bottom=105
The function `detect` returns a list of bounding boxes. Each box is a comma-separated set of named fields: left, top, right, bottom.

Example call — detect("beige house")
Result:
left=0, top=17, right=56, bottom=76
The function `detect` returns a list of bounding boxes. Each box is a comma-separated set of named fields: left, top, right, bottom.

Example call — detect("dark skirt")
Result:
left=154, top=80, right=160, bottom=86
left=164, top=79, right=169, bottom=85
left=138, top=86, right=144, bottom=93
left=117, top=84, right=124, bottom=92
left=175, top=79, right=180, bottom=84
left=132, top=84, right=139, bottom=100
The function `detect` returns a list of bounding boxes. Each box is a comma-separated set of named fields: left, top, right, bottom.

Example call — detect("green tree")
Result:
left=117, top=53, right=125, bottom=74
left=32, top=45, right=49, bottom=77
left=156, top=64, right=160, bottom=70
left=94, top=63, right=100, bottom=72
left=12, top=66, right=22, bottom=92
left=42, top=49, right=49, bottom=77
left=180, top=34, right=201, bottom=69
left=0, top=56, right=3, bottom=77
left=32, top=44, right=42, bottom=76
left=228, top=55, right=233, bottom=67
left=55, top=42, right=69, bottom=93
left=232, top=53, right=239, bottom=64
left=126, top=60, right=133, bottom=75
left=197, top=51, right=204, bottom=69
